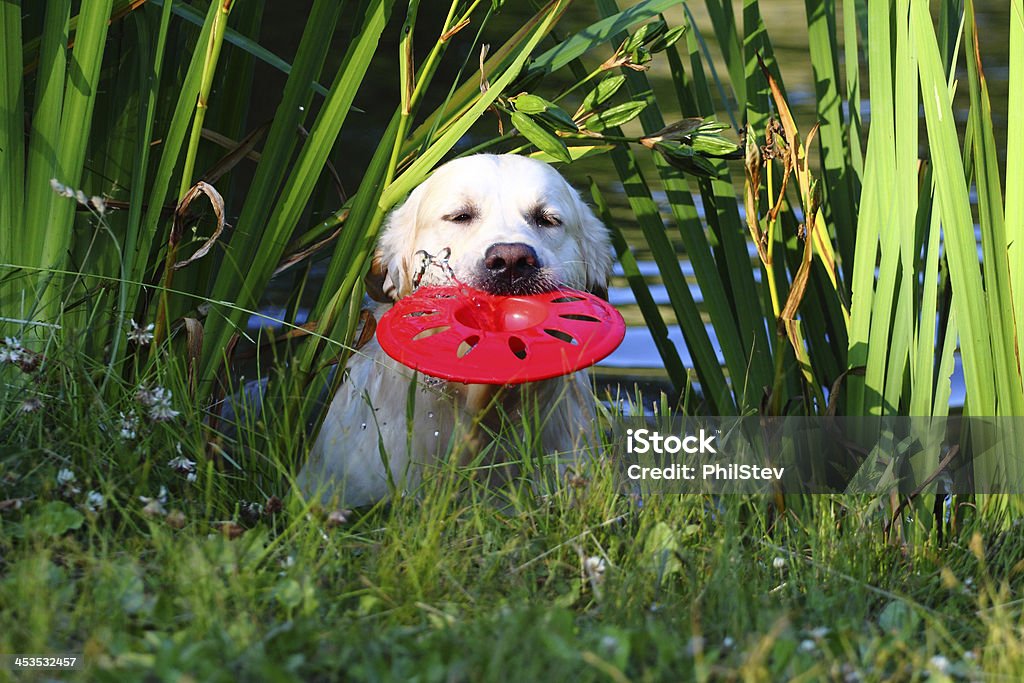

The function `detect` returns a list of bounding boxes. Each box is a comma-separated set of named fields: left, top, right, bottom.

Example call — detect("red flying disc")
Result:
left=375, top=285, right=625, bottom=385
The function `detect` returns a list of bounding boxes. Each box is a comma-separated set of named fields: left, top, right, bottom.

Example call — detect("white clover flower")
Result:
left=127, top=320, right=155, bottom=345
left=168, top=455, right=196, bottom=475
left=928, top=655, right=951, bottom=673
left=56, top=467, right=80, bottom=497
left=798, top=639, right=816, bottom=653
left=326, top=508, right=350, bottom=527
left=145, top=387, right=180, bottom=421
left=0, top=337, right=23, bottom=364
left=85, top=491, right=106, bottom=512
left=584, top=555, right=607, bottom=582
left=20, top=397, right=42, bottom=413
left=722, top=636, right=735, bottom=648
left=119, top=410, right=139, bottom=440
left=772, top=556, right=787, bottom=570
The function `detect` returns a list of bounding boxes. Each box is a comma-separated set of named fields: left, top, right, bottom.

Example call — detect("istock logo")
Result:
left=626, top=428, right=717, bottom=455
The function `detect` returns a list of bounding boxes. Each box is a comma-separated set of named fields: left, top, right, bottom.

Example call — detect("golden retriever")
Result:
left=297, top=154, right=612, bottom=506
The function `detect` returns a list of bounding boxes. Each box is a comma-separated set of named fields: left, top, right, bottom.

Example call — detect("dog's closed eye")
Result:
left=444, top=207, right=477, bottom=224
left=529, top=205, right=562, bottom=228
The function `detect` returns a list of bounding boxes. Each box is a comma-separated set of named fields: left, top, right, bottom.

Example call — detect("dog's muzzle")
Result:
left=480, top=242, right=547, bottom=295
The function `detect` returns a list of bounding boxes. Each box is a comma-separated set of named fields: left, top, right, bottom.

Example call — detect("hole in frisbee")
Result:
left=559, top=313, right=600, bottom=323
left=508, top=336, right=527, bottom=360
left=404, top=310, right=439, bottom=318
left=412, top=325, right=450, bottom=341
left=456, top=335, right=480, bottom=358
left=550, top=295, right=584, bottom=303
left=544, top=329, right=578, bottom=345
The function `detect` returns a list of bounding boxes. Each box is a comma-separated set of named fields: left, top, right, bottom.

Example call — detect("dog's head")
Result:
left=368, top=154, right=612, bottom=302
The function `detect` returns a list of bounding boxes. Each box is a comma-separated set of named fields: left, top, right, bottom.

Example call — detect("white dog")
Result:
left=297, top=154, right=613, bottom=506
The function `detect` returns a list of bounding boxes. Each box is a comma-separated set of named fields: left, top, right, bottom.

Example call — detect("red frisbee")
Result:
left=376, top=285, right=625, bottom=384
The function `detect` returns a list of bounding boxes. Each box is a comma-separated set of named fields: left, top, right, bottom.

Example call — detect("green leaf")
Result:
left=510, top=93, right=548, bottom=114
left=912, top=0, right=995, bottom=416
left=1007, top=0, right=1024, bottom=350
left=579, top=75, right=626, bottom=113
left=0, top=0, right=26, bottom=269
left=653, top=141, right=717, bottom=176
left=511, top=93, right=578, bottom=131
left=688, top=133, right=741, bottom=157
left=965, top=0, right=1024, bottom=415
left=878, top=600, right=922, bottom=635
left=623, top=20, right=667, bottom=53
left=584, top=100, right=647, bottom=132
left=35, top=0, right=113, bottom=318
left=643, top=521, right=682, bottom=580
left=648, top=24, right=688, bottom=53
left=511, top=111, right=572, bottom=164
left=591, top=180, right=688, bottom=391
left=33, top=501, right=85, bottom=537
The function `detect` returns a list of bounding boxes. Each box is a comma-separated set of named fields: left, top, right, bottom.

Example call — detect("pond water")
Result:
left=249, top=1, right=1010, bottom=408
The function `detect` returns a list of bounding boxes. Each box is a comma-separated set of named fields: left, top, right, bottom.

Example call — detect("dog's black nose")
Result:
left=484, top=242, right=539, bottom=278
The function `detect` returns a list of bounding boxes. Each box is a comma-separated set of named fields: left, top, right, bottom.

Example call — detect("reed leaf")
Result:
left=911, top=0, right=994, bottom=416
left=1007, top=0, right=1024, bottom=350
left=964, top=0, right=1024, bottom=415
left=590, top=180, right=688, bottom=392
left=28, top=0, right=112, bottom=324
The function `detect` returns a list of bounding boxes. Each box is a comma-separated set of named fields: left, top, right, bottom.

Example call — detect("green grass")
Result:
left=2, top=346, right=1024, bottom=681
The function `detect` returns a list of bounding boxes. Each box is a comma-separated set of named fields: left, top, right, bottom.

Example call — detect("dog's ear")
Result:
left=373, top=185, right=424, bottom=300
left=364, top=250, right=395, bottom=303
left=576, top=199, right=613, bottom=300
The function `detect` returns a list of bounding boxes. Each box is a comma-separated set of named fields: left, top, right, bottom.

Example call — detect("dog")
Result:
left=296, top=154, right=613, bottom=506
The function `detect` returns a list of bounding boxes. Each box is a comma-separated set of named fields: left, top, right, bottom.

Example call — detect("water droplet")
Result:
left=427, top=412, right=434, bottom=419
left=433, top=431, right=440, bottom=437
left=360, top=423, right=366, bottom=430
